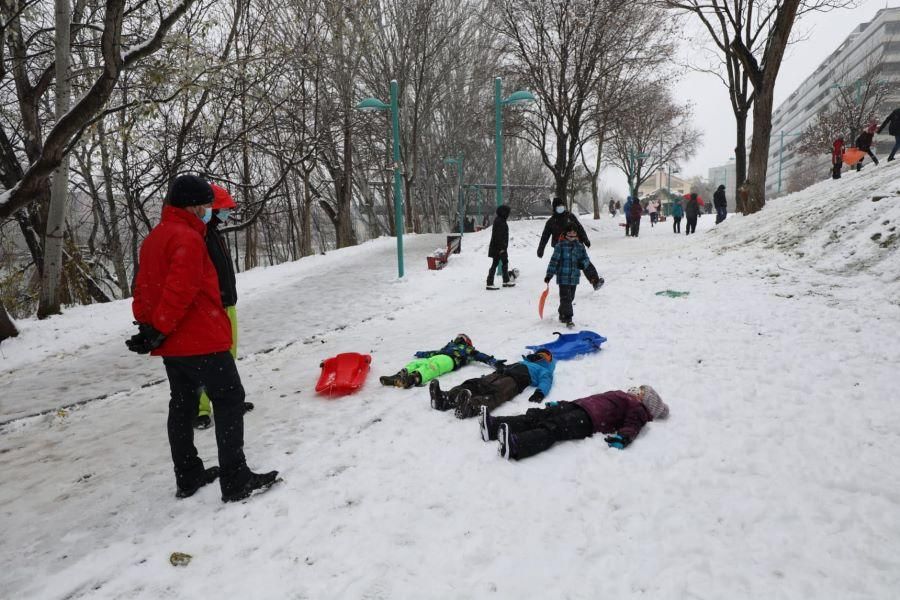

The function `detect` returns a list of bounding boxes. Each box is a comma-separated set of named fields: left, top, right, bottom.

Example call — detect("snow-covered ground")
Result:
left=2, top=163, right=900, bottom=599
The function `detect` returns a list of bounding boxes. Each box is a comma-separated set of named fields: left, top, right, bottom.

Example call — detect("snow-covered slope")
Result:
left=2, top=162, right=899, bottom=599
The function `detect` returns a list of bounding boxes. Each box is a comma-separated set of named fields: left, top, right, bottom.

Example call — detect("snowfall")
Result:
left=2, top=163, right=900, bottom=600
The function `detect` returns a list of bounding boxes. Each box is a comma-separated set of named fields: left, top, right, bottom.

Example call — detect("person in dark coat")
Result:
left=878, top=107, right=900, bottom=162
left=536, top=197, right=603, bottom=289
left=608, top=199, right=616, bottom=217
left=684, top=193, right=700, bottom=235
left=854, top=121, right=880, bottom=171
left=544, top=223, right=592, bottom=327
left=713, top=184, right=727, bottom=224
left=486, top=204, right=513, bottom=290
left=194, top=183, right=253, bottom=429
left=430, top=350, right=555, bottom=419
left=479, top=385, right=669, bottom=460
left=128, top=174, right=277, bottom=503
left=623, top=196, right=633, bottom=236
left=628, top=196, right=643, bottom=237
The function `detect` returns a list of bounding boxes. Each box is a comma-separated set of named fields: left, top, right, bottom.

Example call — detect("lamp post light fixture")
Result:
left=356, top=80, right=404, bottom=278
left=444, top=154, right=465, bottom=236
left=495, top=77, right=536, bottom=207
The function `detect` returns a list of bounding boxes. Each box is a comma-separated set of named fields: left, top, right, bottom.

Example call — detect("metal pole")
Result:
left=457, top=155, right=464, bottom=236
left=778, top=130, right=784, bottom=194
left=477, top=186, right=482, bottom=223
left=390, top=80, right=404, bottom=278
left=495, top=77, right=503, bottom=207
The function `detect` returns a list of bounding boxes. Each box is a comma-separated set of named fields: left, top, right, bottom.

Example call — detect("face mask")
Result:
left=201, top=207, right=213, bottom=224
left=555, top=206, right=565, bottom=214
left=217, top=209, right=232, bottom=223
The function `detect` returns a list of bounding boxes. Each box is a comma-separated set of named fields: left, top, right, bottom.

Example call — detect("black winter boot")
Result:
left=430, top=380, right=451, bottom=410
left=176, top=466, right=220, bottom=499
left=221, top=470, right=280, bottom=503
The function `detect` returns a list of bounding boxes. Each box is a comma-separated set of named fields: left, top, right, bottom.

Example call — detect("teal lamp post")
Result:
left=494, top=77, right=536, bottom=207
left=357, top=80, right=404, bottom=278
left=444, top=154, right=465, bottom=235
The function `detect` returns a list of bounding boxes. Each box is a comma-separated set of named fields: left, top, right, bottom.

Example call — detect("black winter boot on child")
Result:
left=479, top=405, right=498, bottom=441
left=381, top=369, right=416, bottom=388
left=430, top=380, right=451, bottom=410
left=497, top=424, right=517, bottom=460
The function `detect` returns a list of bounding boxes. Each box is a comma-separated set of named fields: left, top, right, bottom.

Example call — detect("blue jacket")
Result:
left=415, top=342, right=497, bottom=370
left=623, top=197, right=634, bottom=218
left=523, top=358, right=555, bottom=396
left=671, top=201, right=684, bottom=218
left=546, top=239, right=590, bottom=286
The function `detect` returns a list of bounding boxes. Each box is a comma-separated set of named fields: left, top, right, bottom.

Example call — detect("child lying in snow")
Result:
left=429, top=349, right=555, bottom=419
left=478, top=385, right=669, bottom=460
left=379, top=334, right=502, bottom=389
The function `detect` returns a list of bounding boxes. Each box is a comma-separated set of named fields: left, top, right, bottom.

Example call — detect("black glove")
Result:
left=126, top=322, right=166, bottom=354
left=584, top=240, right=591, bottom=248
left=492, top=358, right=507, bottom=369
left=604, top=434, right=632, bottom=449
left=544, top=275, right=552, bottom=284
left=537, top=249, right=544, bottom=259
left=528, top=390, right=545, bottom=403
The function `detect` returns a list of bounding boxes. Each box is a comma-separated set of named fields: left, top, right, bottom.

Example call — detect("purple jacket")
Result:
left=572, top=391, right=652, bottom=440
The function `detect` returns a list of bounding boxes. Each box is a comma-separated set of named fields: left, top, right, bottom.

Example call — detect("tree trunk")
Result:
left=745, top=88, right=774, bottom=214
left=0, top=299, right=18, bottom=342
left=336, top=107, right=356, bottom=248
left=37, top=0, right=72, bottom=319
left=98, top=119, right=130, bottom=298
left=734, top=110, right=748, bottom=213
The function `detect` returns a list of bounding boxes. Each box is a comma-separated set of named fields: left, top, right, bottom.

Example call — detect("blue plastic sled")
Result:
left=526, top=330, right=607, bottom=360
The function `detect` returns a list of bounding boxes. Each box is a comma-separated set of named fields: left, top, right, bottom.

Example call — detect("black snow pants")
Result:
left=631, top=218, right=641, bottom=237
left=495, top=402, right=594, bottom=460
left=685, top=216, right=697, bottom=235
left=558, top=285, right=576, bottom=322
left=673, top=216, right=682, bottom=233
left=162, top=352, right=251, bottom=496
left=452, top=366, right=529, bottom=418
left=487, top=254, right=509, bottom=286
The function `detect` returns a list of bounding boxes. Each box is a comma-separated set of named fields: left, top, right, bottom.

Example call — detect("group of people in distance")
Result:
left=380, top=196, right=669, bottom=460
left=831, top=108, right=900, bottom=179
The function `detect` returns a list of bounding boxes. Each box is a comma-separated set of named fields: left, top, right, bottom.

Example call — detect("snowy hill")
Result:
left=2, top=162, right=900, bottom=599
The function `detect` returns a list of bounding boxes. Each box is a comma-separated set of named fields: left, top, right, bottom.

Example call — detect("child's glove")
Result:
left=414, top=351, right=430, bottom=358
left=537, top=248, right=544, bottom=258
left=125, top=322, right=166, bottom=354
left=492, top=358, right=507, bottom=368
left=528, top=390, right=545, bottom=403
left=604, top=434, right=631, bottom=449
left=544, top=275, right=552, bottom=284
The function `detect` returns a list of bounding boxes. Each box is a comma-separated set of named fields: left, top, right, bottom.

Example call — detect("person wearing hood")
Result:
left=429, top=349, right=555, bottom=419
left=877, top=107, right=900, bottom=162
left=487, top=204, right=514, bottom=290
left=478, top=384, right=670, bottom=460
left=628, top=195, right=643, bottom=237
left=544, top=222, right=592, bottom=328
left=536, top=197, right=603, bottom=290
left=623, top=196, right=633, bottom=236
left=194, top=183, right=253, bottom=429
left=671, top=196, right=684, bottom=233
left=127, top=174, right=278, bottom=503
left=684, top=193, right=700, bottom=235
left=854, top=121, right=879, bottom=171
left=713, top=184, right=727, bottom=225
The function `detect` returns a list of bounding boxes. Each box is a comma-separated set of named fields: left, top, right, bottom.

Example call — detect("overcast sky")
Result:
left=601, top=0, right=896, bottom=196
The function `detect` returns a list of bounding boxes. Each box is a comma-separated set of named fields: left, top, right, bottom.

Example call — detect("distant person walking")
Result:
left=685, top=193, right=700, bottom=235
left=831, top=137, right=845, bottom=179
left=648, top=199, right=658, bottom=227
left=623, top=196, right=633, bottom=236
left=854, top=122, right=879, bottom=171
left=128, top=174, right=278, bottom=503
left=877, top=107, right=900, bottom=162
left=486, top=204, right=514, bottom=290
left=608, top=199, right=616, bottom=217
left=629, top=195, right=643, bottom=237
left=671, top=197, right=683, bottom=233
left=713, top=184, right=727, bottom=224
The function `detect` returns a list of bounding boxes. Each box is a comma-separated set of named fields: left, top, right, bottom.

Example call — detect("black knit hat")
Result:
left=167, top=175, right=214, bottom=208
left=552, top=197, right=565, bottom=209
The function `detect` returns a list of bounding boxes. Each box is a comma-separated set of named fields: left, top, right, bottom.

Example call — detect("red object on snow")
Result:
left=683, top=193, right=705, bottom=206
left=316, top=352, right=372, bottom=396
left=538, top=285, right=550, bottom=319
left=843, top=147, right=865, bottom=166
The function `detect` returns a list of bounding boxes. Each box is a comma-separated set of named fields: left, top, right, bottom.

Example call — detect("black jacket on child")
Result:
left=488, top=205, right=511, bottom=258
left=205, top=218, right=237, bottom=307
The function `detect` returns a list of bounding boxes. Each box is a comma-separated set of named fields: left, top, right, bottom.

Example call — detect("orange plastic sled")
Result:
left=538, top=285, right=550, bottom=319
left=843, top=147, right=865, bottom=166
left=316, top=352, right=372, bottom=396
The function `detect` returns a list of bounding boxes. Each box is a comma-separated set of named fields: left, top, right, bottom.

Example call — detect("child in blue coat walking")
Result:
left=429, top=349, right=555, bottom=419
left=545, top=224, right=591, bottom=327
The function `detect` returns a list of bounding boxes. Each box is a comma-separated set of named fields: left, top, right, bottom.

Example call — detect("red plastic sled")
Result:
left=538, top=285, right=550, bottom=319
left=843, top=147, right=865, bottom=166
left=315, top=352, right=372, bottom=396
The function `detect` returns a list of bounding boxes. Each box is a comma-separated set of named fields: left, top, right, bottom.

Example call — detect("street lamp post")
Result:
left=357, top=80, right=404, bottom=278
left=494, top=77, right=536, bottom=207
left=444, top=154, right=464, bottom=236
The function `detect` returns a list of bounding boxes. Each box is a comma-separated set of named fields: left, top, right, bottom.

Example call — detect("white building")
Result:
left=766, top=8, right=900, bottom=197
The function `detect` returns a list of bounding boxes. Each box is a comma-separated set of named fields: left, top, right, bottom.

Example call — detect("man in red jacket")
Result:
left=478, top=385, right=669, bottom=460
left=128, top=174, right=277, bottom=502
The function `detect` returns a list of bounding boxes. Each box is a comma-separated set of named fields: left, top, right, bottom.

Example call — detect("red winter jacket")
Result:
left=132, top=205, right=232, bottom=357
left=832, top=139, right=845, bottom=165
left=573, top=390, right=652, bottom=440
